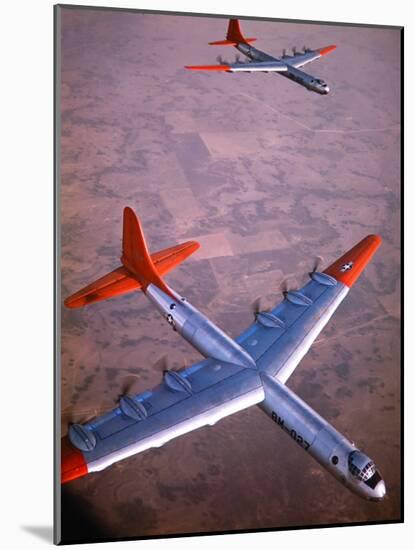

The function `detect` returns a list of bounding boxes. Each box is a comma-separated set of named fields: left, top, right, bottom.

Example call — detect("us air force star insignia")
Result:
left=340, top=261, right=353, bottom=273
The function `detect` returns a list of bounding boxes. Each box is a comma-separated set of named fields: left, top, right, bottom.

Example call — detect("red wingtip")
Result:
left=61, top=436, right=88, bottom=484
left=324, top=235, right=382, bottom=288
left=184, top=65, right=231, bottom=71
left=319, top=44, right=337, bottom=56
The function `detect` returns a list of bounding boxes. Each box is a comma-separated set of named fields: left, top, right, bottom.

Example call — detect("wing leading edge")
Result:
left=286, top=45, right=336, bottom=68
left=62, top=359, right=264, bottom=483
left=185, top=61, right=288, bottom=72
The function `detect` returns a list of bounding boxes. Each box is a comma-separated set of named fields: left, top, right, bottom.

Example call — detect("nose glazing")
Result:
left=371, top=478, right=386, bottom=501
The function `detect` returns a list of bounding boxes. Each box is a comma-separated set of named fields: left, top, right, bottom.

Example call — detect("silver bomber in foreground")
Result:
left=62, top=206, right=386, bottom=503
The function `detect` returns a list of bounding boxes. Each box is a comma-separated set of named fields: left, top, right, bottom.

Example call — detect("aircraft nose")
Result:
left=373, top=479, right=387, bottom=501
left=324, top=86, right=330, bottom=93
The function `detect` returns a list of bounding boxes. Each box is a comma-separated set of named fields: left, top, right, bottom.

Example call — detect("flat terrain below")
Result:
left=59, top=8, right=401, bottom=543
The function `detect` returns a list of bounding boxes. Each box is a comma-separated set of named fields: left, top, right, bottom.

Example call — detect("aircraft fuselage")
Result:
left=260, top=374, right=386, bottom=501
left=145, top=283, right=256, bottom=369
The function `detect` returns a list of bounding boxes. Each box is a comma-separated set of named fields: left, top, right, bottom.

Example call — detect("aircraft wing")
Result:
left=236, top=235, right=380, bottom=384
left=286, top=45, right=336, bottom=68
left=185, top=61, right=288, bottom=72
left=62, top=358, right=264, bottom=482
left=236, top=276, right=347, bottom=385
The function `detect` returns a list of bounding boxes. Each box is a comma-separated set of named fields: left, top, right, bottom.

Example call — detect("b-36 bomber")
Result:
left=63, top=207, right=385, bottom=502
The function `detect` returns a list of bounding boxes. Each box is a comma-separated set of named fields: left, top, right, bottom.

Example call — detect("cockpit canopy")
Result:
left=348, top=450, right=376, bottom=482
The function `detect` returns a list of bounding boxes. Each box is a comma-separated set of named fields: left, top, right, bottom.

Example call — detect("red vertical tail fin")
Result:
left=209, top=18, right=257, bottom=46
left=121, top=207, right=157, bottom=282
left=226, top=19, right=248, bottom=43
left=119, top=207, right=174, bottom=296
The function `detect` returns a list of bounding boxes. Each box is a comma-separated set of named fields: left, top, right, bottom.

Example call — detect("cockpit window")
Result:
left=348, top=451, right=376, bottom=482
left=355, top=461, right=375, bottom=481
left=364, top=470, right=382, bottom=489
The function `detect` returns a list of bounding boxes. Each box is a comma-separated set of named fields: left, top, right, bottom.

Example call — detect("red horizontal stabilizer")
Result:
left=318, top=44, right=337, bottom=56
left=64, top=207, right=200, bottom=308
left=324, top=235, right=381, bottom=288
left=64, top=266, right=141, bottom=309
left=185, top=65, right=231, bottom=71
left=152, top=241, right=200, bottom=275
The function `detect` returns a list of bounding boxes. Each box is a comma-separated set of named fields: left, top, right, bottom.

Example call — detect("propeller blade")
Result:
left=251, top=274, right=298, bottom=315
left=311, top=255, right=324, bottom=274
left=100, top=398, right=117, bottom=413
left=62, top=408, right=97, bottom=429
left=251, top=296, right=267, bottom=314
left=154, top=354, right=184, bottom=374
left=235, top=53, right=241, bottom=63
left=282, top=48, right=287, bottom=57
left=292, top=46, right=297, bottom=55
left=280, top=278, right=290, bottom=294
left=153, top=354, right=171, bottom=373
left=216, top=55, right=229, bottom=66
left=119, top=373, right=141, bottom=397
left=280, top=275, right=299, bottom=295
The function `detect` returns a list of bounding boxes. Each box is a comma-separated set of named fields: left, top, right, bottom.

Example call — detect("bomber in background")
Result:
left=62, top=207, right=385, bottom=502
left=185, top=18, right=336, bottom=95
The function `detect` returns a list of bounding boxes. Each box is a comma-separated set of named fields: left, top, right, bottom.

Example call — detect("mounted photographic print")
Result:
left=54, top=4, right=403, bottom=545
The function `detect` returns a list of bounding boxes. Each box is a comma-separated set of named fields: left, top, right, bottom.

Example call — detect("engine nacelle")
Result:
left=259, top=373, right=386, bottom=501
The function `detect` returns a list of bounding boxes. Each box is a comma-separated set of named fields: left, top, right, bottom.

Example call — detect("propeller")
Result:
left=303, top=45, right=311, bottom=52
left=310, top=255, right=324, bottom=275
left=119, top=373, right=141, bottom=397
left=251, top=296, right=268, bottom=315
left=280, top=276, right=296, bottom=296
left=153, top=353, right=185, bottom=374
left=282, top=48, right=287, bottom=58
left=235, top=53, right=241, bottom=63
left=121, top=355, right=184, bottom=396
left=250, top=274, right=298, bottom=316
left=292, top=46, right=297, bottom=55
left=216, top=55, right=229, bottom=66
left=153, top=354, right=171, bottom=373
